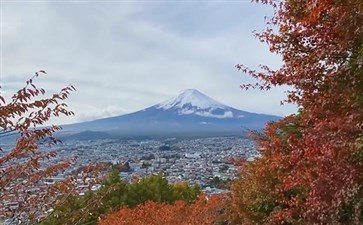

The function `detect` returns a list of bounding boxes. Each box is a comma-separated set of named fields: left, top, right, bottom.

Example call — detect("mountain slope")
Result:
left=63, top=89, right=280, bottom=137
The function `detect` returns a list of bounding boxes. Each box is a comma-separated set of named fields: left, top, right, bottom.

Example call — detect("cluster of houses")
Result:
left=0, top=136, right=257, bottom=224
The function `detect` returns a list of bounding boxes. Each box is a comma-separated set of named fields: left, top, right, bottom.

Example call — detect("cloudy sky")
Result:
left=1, top=0, right=297, bottom=125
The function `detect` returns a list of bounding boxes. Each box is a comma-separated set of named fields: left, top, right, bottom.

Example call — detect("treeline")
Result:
left=39, top=170, right=201, bottom=225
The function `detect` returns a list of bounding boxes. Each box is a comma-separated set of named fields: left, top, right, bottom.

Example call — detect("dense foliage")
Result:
left=99, top=194, right=225, bottom=225
left=231, top=0, right=363, bottom=224
left=40, top=171, right=201, bottom=225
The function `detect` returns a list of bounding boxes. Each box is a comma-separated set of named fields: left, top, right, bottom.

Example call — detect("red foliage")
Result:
left=232, top=0, right=363, bottom=224
left=0, top=72, right=79, bottom=221
left=98, top=194, right=225, bottom=225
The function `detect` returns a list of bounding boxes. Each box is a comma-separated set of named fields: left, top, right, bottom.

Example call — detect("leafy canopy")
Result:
left=231, top=0, right=363, bottom=224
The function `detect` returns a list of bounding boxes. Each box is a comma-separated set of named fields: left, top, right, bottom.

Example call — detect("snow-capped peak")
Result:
left=156, top=89, right=227, bottom=110
left=155, top=89, right=235, bottom=119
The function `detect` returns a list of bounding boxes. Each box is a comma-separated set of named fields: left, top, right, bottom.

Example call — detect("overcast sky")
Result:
left=1, top=0, right=297, bottom=125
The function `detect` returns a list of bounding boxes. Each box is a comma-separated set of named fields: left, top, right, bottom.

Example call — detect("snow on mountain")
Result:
left=155, top=89, right=235, bottom=119
left=156, top=89, right=227, bottom=110
left=62, top=89, right=281, bottom=138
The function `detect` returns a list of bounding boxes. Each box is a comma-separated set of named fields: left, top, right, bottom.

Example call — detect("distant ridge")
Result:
left=61, top=89, right=281, bottom=138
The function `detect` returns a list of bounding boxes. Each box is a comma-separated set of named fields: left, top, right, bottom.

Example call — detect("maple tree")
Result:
left=230, top=0, right=363, bottom=224
left=98, top=194, right=226, bottom=225
left=0, top=71, right=89, bottom=223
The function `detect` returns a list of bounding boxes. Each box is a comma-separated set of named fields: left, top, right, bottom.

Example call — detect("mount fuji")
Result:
left=62, top=89, right=281, bottom=138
